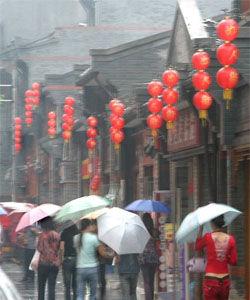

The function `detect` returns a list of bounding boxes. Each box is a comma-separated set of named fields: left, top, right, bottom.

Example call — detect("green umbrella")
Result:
left=55, top=195, right=109, bottom=223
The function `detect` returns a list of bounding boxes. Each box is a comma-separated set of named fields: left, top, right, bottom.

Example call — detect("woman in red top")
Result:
left=195, top=215, right=237, bottom=300
left=37, top=217, right=61, bottom=300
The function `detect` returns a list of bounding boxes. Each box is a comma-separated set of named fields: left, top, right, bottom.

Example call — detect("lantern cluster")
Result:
left=192, top=50, right=213, bottom=122
left=31, top=82, right=41, bottom=109
left=61, top=96, right=76, bottom=142
left=47, top=111, right=57, bottom=138
left=216, top=17, right=240, bottom=108
left=161, top=69, right=180, bottom=129
left=24, top=82, right=41, bottom=127
left=14, top=117, right=22, bottom=153
left=108, top=99, right=125, bottom=151
left=90, top=174, right=101, bottom=192
left=86, top=116, right=98, bottom=155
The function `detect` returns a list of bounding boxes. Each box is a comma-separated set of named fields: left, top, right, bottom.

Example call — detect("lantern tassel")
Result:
left=114, top=143, right=120, bottom=152
left=166, top=121, right=174, bottom=130
left=223, top=88, right=233, bottom=100
left=199, top=110, right=207, bottom=120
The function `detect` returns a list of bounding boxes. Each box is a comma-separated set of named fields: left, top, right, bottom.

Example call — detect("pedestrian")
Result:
left=117, top=253, right=140, bottom=300
left=139, top=213, right=158, bottom=300
left=37, top=216, right=61, bottom=300
left=195, top=214, right=237, bottom=300
left=74, top=219, right=106, bottom=300
left=60, top=223, right=79, bottom=300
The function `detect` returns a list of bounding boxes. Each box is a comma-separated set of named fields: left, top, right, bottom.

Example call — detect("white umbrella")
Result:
left=175, top=203, right=242, bottom=244
left=97, top=207, right=150, bottom=255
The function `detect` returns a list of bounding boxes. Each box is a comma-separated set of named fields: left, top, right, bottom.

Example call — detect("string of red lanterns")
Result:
left=24, top=82, right=41, bottom=127
left=191, top=50, right=213, bottom=124
left=14, top=117, right=22, bottom=153
left=108, top=99, right=125, bottom=151
left=86, top=116, right=98, bottom=155
left=47, top=111, right=57, bottom=138
left=61, top=96, right=75, bottom=142
left=216, top=17, right=240, bottom=109
left=31, top=82, right=41, bottom=108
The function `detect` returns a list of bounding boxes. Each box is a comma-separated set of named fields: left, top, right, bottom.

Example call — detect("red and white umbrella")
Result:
left=16, top=203, right=61, bottom=232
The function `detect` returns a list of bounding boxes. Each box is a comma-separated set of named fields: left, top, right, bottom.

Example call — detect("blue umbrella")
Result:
left=125, top=199, right=170, bottom=214
left=0, top=206, right=7, bottom=216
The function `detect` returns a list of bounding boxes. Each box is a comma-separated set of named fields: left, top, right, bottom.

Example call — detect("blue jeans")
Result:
left=119, top=273, right=139, bottom=300
left=76, top=267, right=98, bottom=300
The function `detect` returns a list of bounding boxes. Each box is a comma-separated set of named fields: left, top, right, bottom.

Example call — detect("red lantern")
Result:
left=25, top=97, right=34, bottom=105
left=193, top=91, right=213, bottom=120
left=25, top=104, right=33, bottom=111
left=90, top=175, right=101, bottom=191
left=147, top=80, right=163, bottom=97
left=162, top=89, right=179, bottom=105
left=33, top=97, right=40, bottom=106
left=216, top=17, right=239, bottom=42
left=48, top=111, right=56, bottom=119
left=111, top=117, right=125, bottom=130
left=15, top=137, right=21, bottom=144
left=192, top=71, right=212, bottom=91
left=111, top=130, right=125, bottom=150
left=216, top=66, right=239, bottom=100
left=25, top=118, right=33, bottom=126
left=65, top=117, right=74, bottom=126
left=86, top=138, right=97, bottom=150
left=64, top=105, right=74, bottom=116
left=146, top=114, right=163, bottom=137
left=48, top=119, right=56, bottom=128
left=147, top=98, right=163, bottom=113
left=162, top=69, right=180, bottom=88
left=109, top=126, right=118, bottom=135
left=25, top=111, right=33, bottom=118
left=25, top=90, right=34, bottom=98
left=162, top=105, right=179, bottom=129
left=15, top=131, right=22, bottom=138
left=87, top=116, right=98, bottom=128
left=15, top=143, right=22, bottom=153
left=109, top=113, right=118, bottom=124
left=62, top=130, right=72, bottom=142
left=109, top=99, right=120, bottom=111
left=32, top=82, right=41, bottom=90
left=32, top=90, right=40, bottom=97
left=192, top=50, right=210, bottom=70
left=14, top=124, right=22, bottom=131
left=216, top=43, right=239, bottom=66
left=65, top=96, right=76, bottom=106
left=61, top=123, right=70, bottom=131
left=14, top=117, right=22, bottom=125
left=86, top=128, right=98, bottom=139
left=48, top=128, right=56, bottom=137
left=112, top=102, right=125, bottom=117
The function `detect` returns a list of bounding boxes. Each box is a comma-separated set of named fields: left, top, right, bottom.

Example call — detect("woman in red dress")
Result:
left=195, top=215, right=237, bottom=300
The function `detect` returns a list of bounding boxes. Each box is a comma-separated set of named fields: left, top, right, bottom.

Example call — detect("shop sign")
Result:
left=167, top=109, right=200, bottom=152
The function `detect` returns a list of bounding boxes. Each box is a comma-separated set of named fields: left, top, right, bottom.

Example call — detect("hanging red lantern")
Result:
left=61, top=123, right=70, bottom=131
left=65, top=117, right=74, bottom=126
left=109, top=99, right=120, bottom=111
left=86, top=138, right=97, bottom=150
left=48, top=111, right=56, bottom=119
left=193, top=91, right=213, bottom=120
left=147, top=98, right=163, bottom=113
left=109, top=113, right=118, bottom=124
left=62, top=130, right=72, bottom=142
left=192, top=71, right=212, bottom=91
left=162, top=69, right=180, bottom=88
left=216, top=17, right=239, bottom=42
left=33, top=97, right=40, bottom=107
left=192, top=50, right=211, bottom=70
left=109, top=126, right=118, bottom=135
left=216, top=43, right=239, bottom=66
left=216, top=66, right=239, bottom=100
left=32, top=82, right=41, bottom=90
left=14, top=117, right=22, bottom=125
left=48, top=119, right=56, bottom=128
left=64, top=105, right=74, bottom=116
left=25, top=104, right=33, bottom=111
left=14, top=124, right=22, bottom=131
left=25, top=97, right=34, bottom=105
left=87, top=116, right=98, bottom=128
left=111, top=117, right=125, bottom=130
left=86, top=128, right=98, bottom=139
left=15, top=131, right=22, bottom=138
left=162, top=105, right=179, bottom=129
left=65, top=96, right=76, bottom=106
left=147, top=80, right=163, bottom=97
left=15, top=137, right=21, bottom=144
left=146, top=114, right=163, bottom=137
left=15, top=143, right=22, bottom=153
left=25, top=90, right=34, bottom=98
left=90, top=175, right=101, bottom=191
left=25, top=118, right=33, bottom=126
left=48, top=128, right=56, bottom=137
left=112, top=102, right=125, bottom=116
left=111, top=130, right=125, bottom=150
left=162, top=89, right=179, bottom=105
left=25, top=111, right=33, bottom=118
left=32, top=89, right=40, bottom=98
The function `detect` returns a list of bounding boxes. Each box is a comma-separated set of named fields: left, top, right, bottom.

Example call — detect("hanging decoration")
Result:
left=14, top=117, right=22, bottom=153
left=31, top=82, right=41, bottom=108
left=108, top=99, right=126, bottom=151
left=161, top=105, right=178, bottom=129
left=216, top=17, right=240, bottom=109
left=47, top=111, right=57, bottom=138
left=191, top=49, right=213, bottom=123
left=61, top=96, right=76, bottom=142
left=24, top=89, right=34, bottom=127
left=86, top=116, right=98, bottom=156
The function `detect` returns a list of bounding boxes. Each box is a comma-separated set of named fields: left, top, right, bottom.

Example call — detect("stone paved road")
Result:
left=1, top=261, right=126, bottom=300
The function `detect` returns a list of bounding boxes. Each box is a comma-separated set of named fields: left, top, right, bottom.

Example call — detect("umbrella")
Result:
left=125, top=199, right=170, bottom=214
left=0, top=202, right=34, bottom=211
left=0, top=206, right=7, bottom=216
left=15, top=203, right=61, bottom=232
left=55, top=195, right=109, bottom=223
left=83, top=207, right=110, bottom=219
left=175, top=203, right=242, bottom=244
left=97, top=207, right=150, bottom=255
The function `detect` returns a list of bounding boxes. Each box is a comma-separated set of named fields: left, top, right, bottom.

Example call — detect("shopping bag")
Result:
left=29, top=250, right=40, bottom=271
